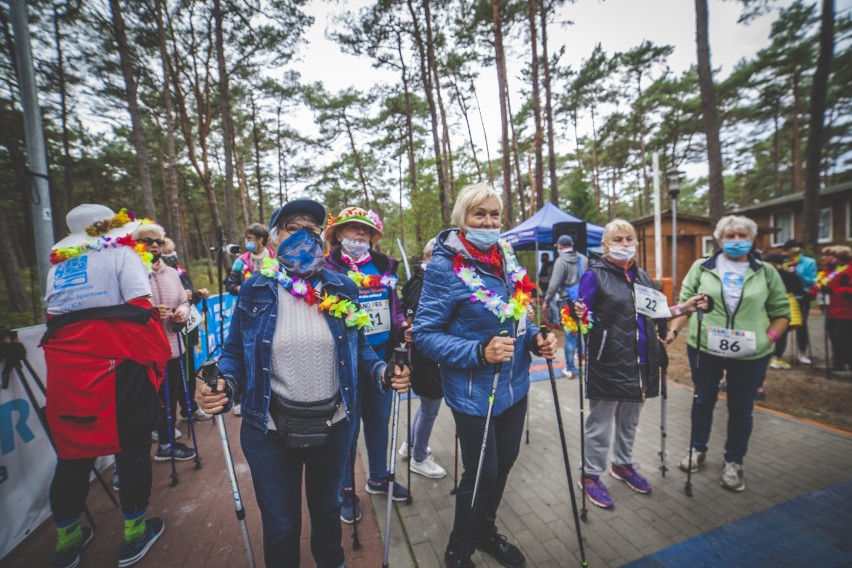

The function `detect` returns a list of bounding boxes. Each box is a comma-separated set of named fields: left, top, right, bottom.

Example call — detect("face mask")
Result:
left=722, top=240, right=752, bottom=258
left=465, top=228, right=501, bottom=250
left=341, top=237, right=370, bottom=258
left=244, top=241, right=258, bottom=253
left=607, top=245, right=636, bottom=263
left=160, top=252, right=178, bottom=268
left=277, top=229, right=325, bottom=279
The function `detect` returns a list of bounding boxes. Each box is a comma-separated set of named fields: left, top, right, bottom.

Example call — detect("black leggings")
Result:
left=448, top=397, right=527, bottom=555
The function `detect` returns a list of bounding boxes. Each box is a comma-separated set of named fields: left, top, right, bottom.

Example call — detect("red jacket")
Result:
left=41, top=299, right=171, bottom=459
left=825, top=266, right=852, bottom=320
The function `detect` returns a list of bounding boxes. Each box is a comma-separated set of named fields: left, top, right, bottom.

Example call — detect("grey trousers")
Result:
left=582, top=399, right=644, bottom=476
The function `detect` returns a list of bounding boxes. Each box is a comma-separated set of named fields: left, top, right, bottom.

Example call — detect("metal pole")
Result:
left=671, top=196, right=678, bottom=301
left=652, top=153, right=662, bottom=282
left=10, top=0, right=55, bottom=298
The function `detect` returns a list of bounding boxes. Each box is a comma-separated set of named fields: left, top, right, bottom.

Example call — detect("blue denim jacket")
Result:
left=217, top=267, right=388, bottom=433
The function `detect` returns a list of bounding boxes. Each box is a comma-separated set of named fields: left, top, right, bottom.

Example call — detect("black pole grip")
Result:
left=199, top=360, right=221, bottom=393
left=493, top=330, right=510, bottom=374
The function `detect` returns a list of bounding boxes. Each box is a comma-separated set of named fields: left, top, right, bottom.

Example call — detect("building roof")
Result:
left=734, top=182, right=852, bottom=214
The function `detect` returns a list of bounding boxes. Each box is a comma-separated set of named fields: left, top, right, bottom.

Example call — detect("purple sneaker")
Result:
left=610, top=464, right=652, bottom=494
left=577, top=475, right=614, bottom=509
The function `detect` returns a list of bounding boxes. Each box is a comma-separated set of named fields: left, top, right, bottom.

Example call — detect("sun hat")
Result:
left=268, top=199, right=327, bottom=231
left=52, top=204, right=143, bottom=250
left=325, top=206, right=384, bottom=246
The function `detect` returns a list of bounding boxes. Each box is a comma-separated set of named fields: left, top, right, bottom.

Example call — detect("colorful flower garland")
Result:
left=347, top=269, right=398, bottom=289
left=560, top=304, right=592, bottom=335
left=453, top=244, right=535, bottom=323
left=50, top=209, right=154, bottom=271
left=260, top=257, right=372, bottom=329
left=811, top=265, right=849, bottom=295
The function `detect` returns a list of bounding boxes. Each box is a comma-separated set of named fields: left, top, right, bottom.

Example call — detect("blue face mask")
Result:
left=276, top=229, right=325, bottom=279
left=465, top=228, right=501, bottom=250
left=244, top=241, right=257, bottom=253
left=722, top=240, right=752, bottom=258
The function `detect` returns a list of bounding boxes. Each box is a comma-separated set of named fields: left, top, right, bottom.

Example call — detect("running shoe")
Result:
left=610, top=463, right=652, bottom=494
left=720, top=461, right=745, bottom=492
left=578, top=475, right=614, bottom=509
left=678, top=449, right=707, bottom=473
left=154, top=442, right=196, bottom=462
left=50, top=526, right=93, bottom=568
left=339, top=487, right=362, bottom=524
left=118, top=517, right=164, bottom=567
left=366, top=477, right=410, bottom=501
left=410, top=455, right=447, bottom=479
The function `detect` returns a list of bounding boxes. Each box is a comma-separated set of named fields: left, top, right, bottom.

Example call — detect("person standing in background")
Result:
left=224, top=223, right=275, bottom=296
left=545, top=235, right=588, bottom=378
left=538, top=252, right=553, bottom=297
left=781, top=240, right=817, bottom=364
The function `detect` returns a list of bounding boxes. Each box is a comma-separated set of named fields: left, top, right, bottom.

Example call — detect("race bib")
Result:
left=185, top=305, right=203, bottom=333
left=706, top=327, right=757, bottom=358
left=634, top=284, right=671, bottom=319
left=362, top=299, right=391, bottom=335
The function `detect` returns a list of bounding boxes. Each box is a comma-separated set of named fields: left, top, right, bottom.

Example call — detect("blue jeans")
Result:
left=241, top=420, right=352, bottom=568
left=686, top=347, right=770, bottom=465
left=342, top=376, right=392, bottom=487
left=411, top=396, right=443, bottom=462
left=563, top=331, right=578, bottom=372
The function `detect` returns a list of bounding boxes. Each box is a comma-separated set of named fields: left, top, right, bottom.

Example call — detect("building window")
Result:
left=818, top=207, right=832, bottom=243
left=702, top=235, right=715, bottom=256
left=772, top=210, right=794, bottom=246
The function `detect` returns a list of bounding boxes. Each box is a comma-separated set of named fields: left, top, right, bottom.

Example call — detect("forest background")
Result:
left=0, top=0, right=849, bottom=327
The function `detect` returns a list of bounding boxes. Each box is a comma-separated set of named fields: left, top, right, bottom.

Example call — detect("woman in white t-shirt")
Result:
left=672, top=215, right=790, bottom=492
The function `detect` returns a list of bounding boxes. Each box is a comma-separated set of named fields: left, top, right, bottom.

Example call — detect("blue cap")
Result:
left=557, top=235, right=574, bottom=246
left=269, top=199, right=326, bottom=230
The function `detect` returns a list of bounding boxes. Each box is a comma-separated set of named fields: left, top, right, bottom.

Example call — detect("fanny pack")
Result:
left=269, top=393, right=340, bottom=449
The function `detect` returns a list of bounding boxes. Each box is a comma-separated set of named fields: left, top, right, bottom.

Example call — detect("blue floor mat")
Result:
left=624, top=479, right=852, bottom=568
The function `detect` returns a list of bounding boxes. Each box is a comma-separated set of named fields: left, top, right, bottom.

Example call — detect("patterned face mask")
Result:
left=276, top=229, right=325, bottom=279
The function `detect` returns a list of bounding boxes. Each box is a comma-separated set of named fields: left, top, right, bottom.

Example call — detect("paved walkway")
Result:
left=6, top=339, right=851, bottom=567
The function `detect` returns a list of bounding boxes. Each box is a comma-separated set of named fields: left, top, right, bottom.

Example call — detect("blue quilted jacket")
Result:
left=413, top=229, right=541, bottom=418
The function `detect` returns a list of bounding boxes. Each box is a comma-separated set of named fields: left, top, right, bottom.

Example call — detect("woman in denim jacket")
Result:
left=196, top=199, right=410, bottom=568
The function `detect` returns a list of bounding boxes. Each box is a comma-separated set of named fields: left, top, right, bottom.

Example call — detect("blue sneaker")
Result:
left=610, top=463, right=652, bottom=494
left=365, top=476, right=410, bottom=502
left=578, top=474, right=614, bottom=509
left=118, top=517, right=165, bottom=567
left=340, top=487, right=362, bottom=524
left=51, top=527, right=94, bottom=568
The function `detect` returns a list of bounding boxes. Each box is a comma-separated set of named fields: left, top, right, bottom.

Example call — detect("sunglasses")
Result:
left=283, top=222, right=321, bottom=236
left=140, top=237, right=165, bottom=246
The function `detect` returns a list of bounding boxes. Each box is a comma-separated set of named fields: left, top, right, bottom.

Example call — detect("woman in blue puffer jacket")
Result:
left=414, top=183, right=557, bottom=568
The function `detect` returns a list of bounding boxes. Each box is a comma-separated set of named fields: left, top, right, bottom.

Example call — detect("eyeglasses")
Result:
left=140, top=237, right=164, bottom=246
left=283, top=222, right=321, bottom=236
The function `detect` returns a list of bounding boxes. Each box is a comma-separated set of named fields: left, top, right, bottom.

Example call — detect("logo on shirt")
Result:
left=53, top=256, right=88, bottom=289
left=722, top=271, right=744, bottom=290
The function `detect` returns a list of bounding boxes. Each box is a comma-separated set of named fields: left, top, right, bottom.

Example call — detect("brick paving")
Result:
left=6, top=314, right=851, bottom=567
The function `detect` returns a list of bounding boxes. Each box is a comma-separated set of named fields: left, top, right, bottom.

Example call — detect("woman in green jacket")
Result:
left=670, top=215, right=790, bottom=492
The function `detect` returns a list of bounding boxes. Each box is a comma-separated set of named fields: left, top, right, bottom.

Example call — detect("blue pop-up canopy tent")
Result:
left=500, top=202, right=603, bottom=250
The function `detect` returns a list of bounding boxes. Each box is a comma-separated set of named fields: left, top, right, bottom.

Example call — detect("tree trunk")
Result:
left=491, top=0, right=513, bottom=229
left=423, top=0, right=454, bottom=207
left=694, top=0, right=725, bottom=223
left=539, top=0, right=558, bottom=204
left=250, top=93, right=265, bottom=224
left=397, top=35, right=423, bottom=244
left=528, top=0, right=544, bottom=210
left=213, top=0, right=236, bottom=242
left=791, top=72, right=805, bottom=194
left=449, top=71, right=483, bottom=181
left=109, top=0, right=156, bottom=218
left=0, top=208, right=29, bottom=312
left=342, top=110, right=372, bottom=211
left=52, top=5, right=71, bottom=236
left=473, top=86, right=495, bottom=184
left=803, top=0, right=834, bottom=251
left=154, top=0, right=188, bottom=259
left=276, top=99, right=286, bottom=206
left=233, top=141, right=251, bottom=227
left=505, top=90, right=526, bottom=219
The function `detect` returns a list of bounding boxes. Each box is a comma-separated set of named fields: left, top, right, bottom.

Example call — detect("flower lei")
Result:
left=811, top=265, right=849, bottom=295
left=339, top=250, right=398, bottom=289
left=260, top=258, right=372, bottom=329
left=560, top=304, right=592, bottom=335
left=453, top=245, right=535, bottom=323
left=50, top=209, right=154, bottom=271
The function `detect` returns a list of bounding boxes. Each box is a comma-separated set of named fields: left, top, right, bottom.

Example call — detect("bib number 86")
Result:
left=718, top=339, right=740, bottom=353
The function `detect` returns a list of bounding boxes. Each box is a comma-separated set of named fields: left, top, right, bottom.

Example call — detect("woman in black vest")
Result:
left=575, top=219, right=704, bottom=509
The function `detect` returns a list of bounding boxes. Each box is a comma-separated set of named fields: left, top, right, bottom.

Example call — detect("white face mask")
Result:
left=341, top=237, right=370, bottom=258
left=607, top=245, right=636, bottom=263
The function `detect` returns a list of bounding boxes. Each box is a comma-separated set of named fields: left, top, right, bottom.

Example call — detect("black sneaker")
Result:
left=476, top=532, right=526, bottom=568
left=154, top=442, right=196, bottom=461
left=51, top=526, right=94, bottom=568
left=444, top=548, right=475, bottom=568
left=118, top=517, right=164, bottom=567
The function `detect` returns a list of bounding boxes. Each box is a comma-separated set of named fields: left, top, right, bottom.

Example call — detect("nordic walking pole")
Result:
left=450, top=433, right=459, bottom=495
left=823, top=289, right=830, bottom=378
left=576, top=312, right=588, bottom=522
left=162, top=360, right=179, bottom=487
left=657, top=322, right=669, bottom=478
left=461, top=330, right=510, bottom=559
left=685, top=299, right=710, bottom=497
left=383, top=347, right=410, bottom=568
left=405, top=310, right=414, bottom=506
left=200, top=361, right=256, bottom=568
left=177, top=331, right=202, bottom=470
left=540, top=325, right=588, bottom=566
left=350, top=440, right=362, bottom=551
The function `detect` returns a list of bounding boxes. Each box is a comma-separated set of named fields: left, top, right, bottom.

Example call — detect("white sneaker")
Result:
left=399, top=441, right=431, bottom=460
left=562, top=368, right=575, bottom=379
left=678, top=449, right=706, bottom=473
left=797, top=353, right=812, bottom=365
left=193, top=408, right=213, bottom=421
left=720, top=461, right=745, bottom=491
left=410, top=455, right=447, bottom=479
left=233, top=403, right=242, bottom=416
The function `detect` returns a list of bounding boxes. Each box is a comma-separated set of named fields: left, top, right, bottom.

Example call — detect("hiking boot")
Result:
left=477, top=532, right=526, bottom=568
left=51, top=526, right=94, bottom=568
left=578, top=475, right=614, bottom=509
left=411, top=455, right=447, bottom=479
left=118, top=517, right=164, bottom=567
left=720, top=461, right=745, bottom=492
left=398, top=441, right=431, bottom=460
left=678, top=450, right=707, bottom=473
left=339, top=488, right=362, bottom=524
left=769, top=357, right=791, bottom=370
left=610, top=463, right=652, bottom=494
left=444, top=548, right=475, bottom=568
left=366, top=477, right=410, bottom=501
left=154, top=442, right=196, bottom=462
